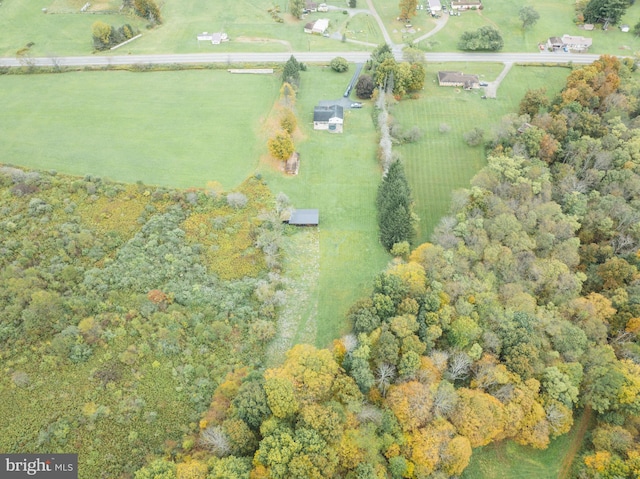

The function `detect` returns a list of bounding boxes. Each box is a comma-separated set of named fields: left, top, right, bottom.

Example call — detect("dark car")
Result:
left=479, top=82, right=489, bottom=86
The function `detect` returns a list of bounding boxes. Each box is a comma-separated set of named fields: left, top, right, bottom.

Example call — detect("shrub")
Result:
left=463, top=127, right=485, bottom=146
left=226, top=192, right=248, bottom=209
left=330, top=57, right=349, bottom=73
left=356, top=74, right=375, bottom=99
left=458, top=26, right=503, bottom=51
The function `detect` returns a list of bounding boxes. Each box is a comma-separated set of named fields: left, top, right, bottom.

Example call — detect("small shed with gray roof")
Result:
left=288, top=209, right=319, bottom=226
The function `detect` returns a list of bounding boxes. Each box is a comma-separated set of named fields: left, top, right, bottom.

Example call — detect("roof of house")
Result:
left=289, top=209, right=319, bottom=225
left=451, top=0, right=482, bottom=5
left=548, top=36, right=563, bottom=44
left=561, top=34, right=592, bottom=47
left=304, top=22, right=315, bottom=30
left=437, top=71, right=479, bottom=85
left=312, top=18, right=329, bottom=32
left=428, top=0, right=442, bottom=8
left=313, top=104, right=344, bottom=122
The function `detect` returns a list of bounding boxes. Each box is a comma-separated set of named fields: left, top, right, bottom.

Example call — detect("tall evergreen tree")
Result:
left=376, top=160, right=415, bottom=250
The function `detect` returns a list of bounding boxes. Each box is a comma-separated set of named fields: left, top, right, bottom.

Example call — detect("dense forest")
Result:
left=133, top=56, right=640, bottom=478
left=3, top=54, right=640, bottom=479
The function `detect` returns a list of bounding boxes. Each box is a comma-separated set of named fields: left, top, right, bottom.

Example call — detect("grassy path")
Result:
left=265, top=229, right=320, bottom=367
left=558, top=406, right=593, bottom=479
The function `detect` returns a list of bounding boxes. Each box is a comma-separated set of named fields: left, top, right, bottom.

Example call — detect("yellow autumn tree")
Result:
left=386, top=381, right=433, bottom=431
left=450, top=388, right=506, bottom=447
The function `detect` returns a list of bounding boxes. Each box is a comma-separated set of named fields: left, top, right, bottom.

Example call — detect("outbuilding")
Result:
left=288, top=209, right=319, bottom=226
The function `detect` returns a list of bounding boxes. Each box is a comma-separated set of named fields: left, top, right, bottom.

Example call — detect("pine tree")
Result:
left=376, top=160, right=415, bottom=250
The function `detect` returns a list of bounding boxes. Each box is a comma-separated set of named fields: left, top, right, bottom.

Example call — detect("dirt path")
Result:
left=412, top=14, right=449, bottom=45
left=558, top=406, right=593, bottom=479
left=484, top=61, right=513, bottom=98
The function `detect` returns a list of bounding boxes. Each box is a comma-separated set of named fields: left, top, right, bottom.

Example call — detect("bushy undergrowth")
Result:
left=0, top=168, right=284, bottom=478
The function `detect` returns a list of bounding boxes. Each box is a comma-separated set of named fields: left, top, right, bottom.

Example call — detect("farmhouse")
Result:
left=428, top=0, right=442, bottom=12
left=288, top=209, right=319, bottom=226
left=313, top=104, right=344, bottom=133
left=437, top=71, right=479, bottom=89
left=561, top=34, right=592, bottom=51
left=304, top=18, right=330, bottom=34
left=196, top=32, right=228, bottom=44
left=547, top=34, right=592, bottom=52
left=451, top=0, right=482, bottom=10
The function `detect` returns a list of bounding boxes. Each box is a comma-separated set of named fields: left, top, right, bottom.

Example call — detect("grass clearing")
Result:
left=369, top=0, right=440, bottom=44
left=0, top=69, right=279, bottom=190
left=462, top=409, right=592, bottom=479
left=259, top=65, right=389, bottom=347
left=418, top=0, right=640, bottom=54
left=342, top=12, right=385, bottom=45
left=392, top=63, right=571, bottom=242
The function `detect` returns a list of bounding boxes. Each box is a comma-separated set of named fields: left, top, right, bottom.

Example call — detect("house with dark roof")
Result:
left=313, top=105, right=344, bottom=133
left=437, top=71, right=479, bottom=90
left=288, top=209, right=319, bottom=226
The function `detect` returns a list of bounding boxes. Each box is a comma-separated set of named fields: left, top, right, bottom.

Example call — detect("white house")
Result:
left=196, top=32, right=228, bottom=44
left=304, top=18, right=329, bottom=34
left=428, top=0, right=442, bottom=12
left=313, top=105, right=344, bottom=133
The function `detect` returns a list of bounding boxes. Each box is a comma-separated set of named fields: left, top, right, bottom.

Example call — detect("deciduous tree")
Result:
left=518, top=6, right=540, bottom=29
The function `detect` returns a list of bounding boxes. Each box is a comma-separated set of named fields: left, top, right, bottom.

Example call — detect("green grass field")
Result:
left=0, top=69, right=279, bottom=189
left=370, top=0, right=440, bottom=44
left=462, top=435, right=575, bottom=479
left=342, top=12, right=385, bottom=45
left=0, top=0, right=371, bottom=57
left=259, top=65, right=390, bottom=347
left=462, top=409, right=591, bottom=479
left=416, top=0, right=640, bottom=54
left=392, top=63, right=571, bottom=243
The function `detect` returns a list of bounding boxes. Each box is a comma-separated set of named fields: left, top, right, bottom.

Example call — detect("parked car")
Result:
left=479, top=82, right=489, bottom=86
left=350, top=102, right=363, bottom=108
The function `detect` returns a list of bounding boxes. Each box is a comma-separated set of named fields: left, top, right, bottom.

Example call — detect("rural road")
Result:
left=0, top=51, right=612, bottom=68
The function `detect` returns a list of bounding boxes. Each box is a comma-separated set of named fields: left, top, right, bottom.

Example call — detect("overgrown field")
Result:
left=416, top=0, right=640, bottom=54
left=0, top=69, right=279, bottom=190
left=260, top=65, right=390, bottom=347
left=0, top=168, right=285, bottom=478
left=392, top=63, right=571, bottom=242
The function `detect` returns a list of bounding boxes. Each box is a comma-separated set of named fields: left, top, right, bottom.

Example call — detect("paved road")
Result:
left=0, top=51, right=614, bottom=68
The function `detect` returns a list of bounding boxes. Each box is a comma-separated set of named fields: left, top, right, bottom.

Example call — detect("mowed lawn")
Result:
left=0, top=0, right=371, bottom=57
left=0, top=69, right=279, bottom=189
left=370, top=0, right=441, bottom=45
left=462, top=433, right=575, bottom=479
left=418, top=0, right=640, bottom=54
left=393, top=63, right=571, bottom=243
left=259, top=65, right=389, bottom=347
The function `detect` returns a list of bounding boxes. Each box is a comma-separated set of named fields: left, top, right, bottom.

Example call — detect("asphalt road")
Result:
left=0, top=51, right=613, bottom=68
